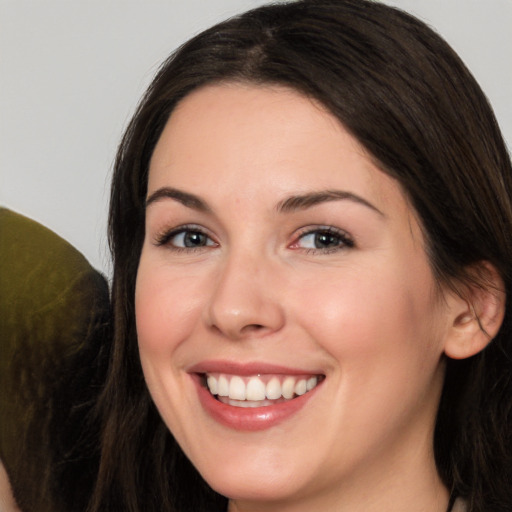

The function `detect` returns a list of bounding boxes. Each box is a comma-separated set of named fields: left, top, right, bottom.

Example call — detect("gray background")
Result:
left=2, top=0, right=511, bottom=277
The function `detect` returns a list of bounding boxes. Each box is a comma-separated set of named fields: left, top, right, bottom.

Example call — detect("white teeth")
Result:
left=294, top=379, right=307, bottom=396
left=229, top=376, right=246, bottom=400
left=223, top=398, right=268, bottom=408
left=282, top=376, right=295, bottom=399
left=246, top=376, right=266, bottom=401
left=266, top=377, right=282, bottom=400
left=205, top=373, right=321, bottom=403
left=217, top=375, right=229, bottom=396
left=206, top=375, right=218, bottom=395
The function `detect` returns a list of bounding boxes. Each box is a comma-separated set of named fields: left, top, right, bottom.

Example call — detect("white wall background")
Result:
left=2, top=0, right=511, bottom=277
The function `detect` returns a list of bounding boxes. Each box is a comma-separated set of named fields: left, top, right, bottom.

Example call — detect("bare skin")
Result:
left=136, top=83, right=501, bottom=512
left=0, top=460, right=21, bottom=512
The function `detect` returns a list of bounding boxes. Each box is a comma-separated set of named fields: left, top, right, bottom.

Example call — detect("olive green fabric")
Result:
left=0, top=208, right=109, bottom=511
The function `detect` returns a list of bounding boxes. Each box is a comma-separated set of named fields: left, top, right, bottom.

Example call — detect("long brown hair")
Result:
left=90, top=1, right=512, bottom=510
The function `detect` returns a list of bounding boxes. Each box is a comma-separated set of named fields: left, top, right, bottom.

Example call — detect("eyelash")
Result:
left=154, top=224, right=217, bottom=252
left=154, top=225, right=354, bottom=254
left=292, top=226, right=354, bottom=254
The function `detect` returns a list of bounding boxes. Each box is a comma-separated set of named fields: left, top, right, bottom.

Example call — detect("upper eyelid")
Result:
left=294, top=225, right=354, bottom=240
left=291, top=225, right=356, bottom=250
left=152, top=223, right=355, bottom=248
left=153, top=224, right=216, bottom=245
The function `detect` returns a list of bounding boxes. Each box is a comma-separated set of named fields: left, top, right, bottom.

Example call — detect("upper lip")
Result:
left=188, top=360, right=324, bottom=376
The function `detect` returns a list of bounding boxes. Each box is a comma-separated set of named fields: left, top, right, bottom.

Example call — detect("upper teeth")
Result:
left=206, top=373, right=319, bottom=401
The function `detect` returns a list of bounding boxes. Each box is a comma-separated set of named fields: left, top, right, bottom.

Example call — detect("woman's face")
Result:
left=136, top=83, right=454, bottom=509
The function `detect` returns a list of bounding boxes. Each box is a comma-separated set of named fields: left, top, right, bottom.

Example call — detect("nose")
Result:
left=204, top=250, right=285, bottom=341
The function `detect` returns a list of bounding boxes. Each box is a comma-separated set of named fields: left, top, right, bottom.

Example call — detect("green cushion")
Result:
left=0, top=208, right=109, bottom=511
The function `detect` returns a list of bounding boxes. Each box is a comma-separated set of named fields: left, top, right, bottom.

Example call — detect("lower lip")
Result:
left=193, top=375, right=321, bottom=431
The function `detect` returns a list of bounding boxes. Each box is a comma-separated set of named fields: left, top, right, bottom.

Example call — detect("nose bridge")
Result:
left=205, top=245, right=284, bottom=340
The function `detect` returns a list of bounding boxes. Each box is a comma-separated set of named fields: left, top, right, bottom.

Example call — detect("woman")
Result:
left=90, top=1, right=512, bottom=511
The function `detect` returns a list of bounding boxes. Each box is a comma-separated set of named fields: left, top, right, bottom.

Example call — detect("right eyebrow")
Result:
left=145, top=187, right=211, bottom=212
left=276, top=189, right=384, bottom=217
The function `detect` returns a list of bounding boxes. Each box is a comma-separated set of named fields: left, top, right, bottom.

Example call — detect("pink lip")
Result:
left=188, top=361, right=324, bottom=431
left=188, top=360, right=322, bottom=376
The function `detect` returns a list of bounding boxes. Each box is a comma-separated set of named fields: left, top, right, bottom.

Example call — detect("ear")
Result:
left=443, top=262, right=506, bottom=360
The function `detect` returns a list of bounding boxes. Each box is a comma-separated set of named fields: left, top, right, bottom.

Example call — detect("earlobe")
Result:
left=443, top=262, right=506, bottom=360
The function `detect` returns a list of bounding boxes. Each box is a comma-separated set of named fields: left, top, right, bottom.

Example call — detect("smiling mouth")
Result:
left=202, top=373, right=324, bottom=408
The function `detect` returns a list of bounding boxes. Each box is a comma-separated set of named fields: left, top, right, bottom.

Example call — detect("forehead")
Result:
left=150, top=83, right=351, bottom=176
left=148, top=83, right=409, bottom=219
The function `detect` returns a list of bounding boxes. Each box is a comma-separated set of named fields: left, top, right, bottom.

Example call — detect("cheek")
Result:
left=135, top=259, right=205, bottom=357
left=134, top=258, right=207, bottom=438
left=292, top=259, right=444, bottom=369
left=290, top=261, right=447, bottom=447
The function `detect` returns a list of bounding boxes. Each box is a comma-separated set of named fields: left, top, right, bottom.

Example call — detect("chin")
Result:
left=189, top=444, right=322, bottom=505
left=206, top=470, right=304, bottom=504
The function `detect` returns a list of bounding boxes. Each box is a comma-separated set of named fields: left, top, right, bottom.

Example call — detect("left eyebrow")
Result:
left=145, top=187, right=211, bottom=212
left=276, top=190, right=384, bottom=217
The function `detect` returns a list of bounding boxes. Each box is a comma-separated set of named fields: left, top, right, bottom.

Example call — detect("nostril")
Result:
left=242, top=324, right=265, bottom=332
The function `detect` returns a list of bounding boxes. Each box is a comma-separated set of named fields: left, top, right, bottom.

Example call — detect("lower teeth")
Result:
left=217, top=396, right=290, bottom=408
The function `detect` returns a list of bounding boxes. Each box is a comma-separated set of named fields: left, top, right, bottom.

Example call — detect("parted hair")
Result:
left=90, top=1, right=512, bottom=511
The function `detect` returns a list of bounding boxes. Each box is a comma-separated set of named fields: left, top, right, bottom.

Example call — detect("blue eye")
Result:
left=172, top=230, right=213, bottom=248
left=156, top=227, right=216, bottom=250
left=296, top=228, right=353, bottom=252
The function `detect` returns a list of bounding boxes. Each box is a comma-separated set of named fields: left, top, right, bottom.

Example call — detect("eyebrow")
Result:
left=276, top=190, right=384, bottom=216
left=145, top=187, right=384, bottom=217
left=145, top=187, right=211, bottom=212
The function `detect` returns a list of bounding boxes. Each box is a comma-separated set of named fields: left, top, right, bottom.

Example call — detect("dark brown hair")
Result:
left=91, top=1, right=512, bottom=510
